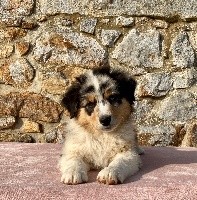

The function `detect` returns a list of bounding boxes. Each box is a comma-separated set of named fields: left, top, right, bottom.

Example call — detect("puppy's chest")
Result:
left=84, top=134, right=131, bottom=168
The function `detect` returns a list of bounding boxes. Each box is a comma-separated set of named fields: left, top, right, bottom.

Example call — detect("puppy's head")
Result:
left=62, top=67, right=136, bottom=132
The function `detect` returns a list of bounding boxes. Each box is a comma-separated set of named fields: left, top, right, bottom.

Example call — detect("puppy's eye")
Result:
left=86, top=102, right=96, bottom=109
left=85, top=102, right=96, bottom=115
left=108, top=94, right=121, bottom=104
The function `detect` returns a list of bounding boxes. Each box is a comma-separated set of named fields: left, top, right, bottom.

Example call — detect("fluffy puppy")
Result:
left=59, top=67, right=142, bottom=185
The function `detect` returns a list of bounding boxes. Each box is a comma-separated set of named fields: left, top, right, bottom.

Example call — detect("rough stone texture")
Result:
left=173, top=68, right=197, bottom=89
left=171, top=32, right=196, bottom=68
left=156, top=91, right=196, bottom=122
left=0, top=0, right=196, bottom=146
left=115, top=16, right=134, bottom=27
left=100, top=29, right=121, bottom=47
left=0, top=28, right=27, bottom=42
left=112, top=29, right=163, bottom=71
left=0, top=93, right=63, bottom=123
left=8, top=58, right=35, bottom=86
left=0, top=133, right=34, bottom=142
left=33, top=27, right=106, bottom=69
left=153, top=20, right=169, bottom=29
left=181, top=120, right=197, bottom=147
left=137, top=72, right=172, bottom=97
left=0, top=0, right=34, bottom=21
left=0, top=116, right=16, bottom=130
left=15, top=41, right=30, bottom=56
left=21, top=119, right=41, bottom=133
left=138, top=124, right=176, bottom=146
left=0, top=44, right=13, bottom=58
left=80, top=18, right=97, bottom=34
left=38, top=0, right=197, bottom=20
left=45, top=123, right=66, bottom=143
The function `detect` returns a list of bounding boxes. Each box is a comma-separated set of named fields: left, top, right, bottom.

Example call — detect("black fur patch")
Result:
left=62, top=74, right=90, bottom=118
left=81, top=85, right=95, bottom=95
left=110, top=71, right=136, bottom=104
left=85, top=101, right=97, bottom=116
left=62, top=83, right=81, bottom=118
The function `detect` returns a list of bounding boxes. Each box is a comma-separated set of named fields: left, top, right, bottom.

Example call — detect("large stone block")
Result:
left=9, top=58, right=35, bottom=86
left=100, top=29, right=121, bottom=47
left=173, top=68, right=197, bottom=89
left=138, top=123, right=176, bottom=146
left=0, top=93, right=63, bottom=122
left=112, top=29, right=163, bottom=70
left=156, top=91, right=196, bottom=122
left=21, top=119, right=41, bottom=133
left=38, top=0, right=197, bottom=20
left=170, top=32, right=196, bottom=68
left=33, top=27, right=106, bottom=70
left=41, top=73, right=69, bottom=95
left=0, top=0, right=34, bottom=16
left=137, top=72, right=172, bottom=97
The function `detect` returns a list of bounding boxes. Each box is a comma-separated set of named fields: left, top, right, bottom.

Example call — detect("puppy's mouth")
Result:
left=98, top=124, right=118, bottom=132
left=100, top=125, right=112, bottom=131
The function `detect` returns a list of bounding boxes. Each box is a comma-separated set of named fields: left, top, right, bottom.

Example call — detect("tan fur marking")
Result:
left=112, top=98, right=132, bottom=128
left=77, top=107, right=99, bottom=134
left=104, top=88, right=113, bottom=99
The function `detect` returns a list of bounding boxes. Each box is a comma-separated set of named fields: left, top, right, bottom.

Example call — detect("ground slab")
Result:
left=0, top=143, right=197, bottom=200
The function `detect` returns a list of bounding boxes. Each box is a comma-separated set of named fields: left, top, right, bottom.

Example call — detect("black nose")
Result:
left=99, top=115, right=111, bottom=127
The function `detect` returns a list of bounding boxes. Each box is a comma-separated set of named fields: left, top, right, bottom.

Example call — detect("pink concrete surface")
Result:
left=0, top=143, right=197, bottom=200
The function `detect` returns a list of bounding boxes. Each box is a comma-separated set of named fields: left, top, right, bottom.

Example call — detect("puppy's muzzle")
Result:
left=99, top=115, right=111, bottom=127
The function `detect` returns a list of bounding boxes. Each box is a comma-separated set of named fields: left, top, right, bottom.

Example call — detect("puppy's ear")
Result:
left=110, top=71, right=137, bottom=104
left=62, top=83, right=81, bottom=119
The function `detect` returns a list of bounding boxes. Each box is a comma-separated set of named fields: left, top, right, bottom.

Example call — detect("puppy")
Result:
left=59, top=67, right=142, bottom=185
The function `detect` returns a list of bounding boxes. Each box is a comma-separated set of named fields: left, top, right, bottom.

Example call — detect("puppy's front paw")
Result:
left=61, top=169, right=88, bottom=185
left=97, top=167, right=123, bottom=185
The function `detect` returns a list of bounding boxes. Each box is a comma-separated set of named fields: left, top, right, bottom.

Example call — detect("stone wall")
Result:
left=0, top=0, right=196, bottom=146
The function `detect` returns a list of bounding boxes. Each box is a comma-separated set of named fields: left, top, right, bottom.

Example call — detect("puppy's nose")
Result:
left=99, top=115, right=111, bottom=127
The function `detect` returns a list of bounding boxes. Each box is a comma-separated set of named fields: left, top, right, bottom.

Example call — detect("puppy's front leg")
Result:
left=59, top=155, right=89, bottom=185
left=97, top=151, right=141, bottom=184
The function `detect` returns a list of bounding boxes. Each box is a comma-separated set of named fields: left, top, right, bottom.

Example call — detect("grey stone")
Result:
left=45, top=123, right=66, bottom=143
left=80, top=18, right=97, bottom=34
left=33, top=26, right=106, bottom=69
left=115, top=16, right=134, bottom=27
left=100, top=29, right=121, bottom=47
left=0, top=0, right=34, bottom=20
left=0, top=116, right=16, bottom=130
left=112, top=29, right=163, bottom=69
left=38, top=0, right=197, bottom=20
left=134, top=99, right=154, bottom=122
left=9, top=58, right=35, bottom=84
left=138, top=123, right=176, bottom=146
left=173, top=68, right=197, bottom=89
left=45, top=129, right=57, bottom=143
left=156, top=91, right=197, bottom=122
left=171, top=32, right=196, bottom=68
left=137, top=72, right=172, bottom=97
